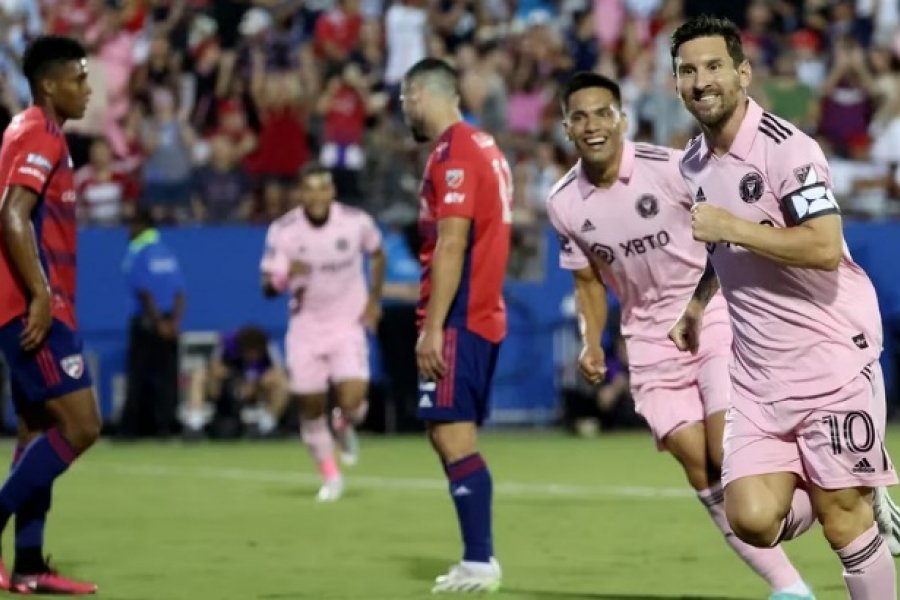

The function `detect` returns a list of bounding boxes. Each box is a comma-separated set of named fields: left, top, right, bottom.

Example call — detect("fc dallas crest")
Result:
left=60, top=354, right=84, bottom=379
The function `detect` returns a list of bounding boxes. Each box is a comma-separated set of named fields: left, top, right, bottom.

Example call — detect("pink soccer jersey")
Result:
left=260, top=202, right=382, bottom=332
left=679, top=99, right=882, bottom=403
left=547, top=140, right=730, bottom=368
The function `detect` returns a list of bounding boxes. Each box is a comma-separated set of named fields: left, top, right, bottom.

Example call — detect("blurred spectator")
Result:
left=819, top=36, right=879, bottom=156
left=758, top=51, right=818, bottom=133
left=313, top=0, right=363, bottom=67
left=192, top=134, right=254, bottom=223
left=120, top=209, right=186, bottom=438
left=75, top=138, right=139, bottom=226
left=384, top=0, right=428, bottom=88
left=140, top=87, right=196, bottom=222
left=184, top=326, right=290, bottom=439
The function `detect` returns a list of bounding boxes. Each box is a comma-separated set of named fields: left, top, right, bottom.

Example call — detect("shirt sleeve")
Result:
left=6, top=125, right=62, bottom=194
left=546, top=196, right=589, bottom=271
left=260, top=222, right=289, bottom=280
left=127, top=250, right=151, bottom=293
left=359, top=211, right=383, bottom=253
left=770, top=135, right=840, bottom=226
left=430, top=159, right=478, bottom=220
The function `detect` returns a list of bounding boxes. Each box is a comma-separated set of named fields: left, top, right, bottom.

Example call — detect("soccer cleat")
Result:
left=315, top=477, right=344, bottom=503
left=873, top=487, right=900, bottom=556
left=10, top=571, right=97, bottom=595
left=0, top=556, right=11, bottom=590
left=432, top=557, right=501, bottom=594
left=332, top=407, right=360, bottom=466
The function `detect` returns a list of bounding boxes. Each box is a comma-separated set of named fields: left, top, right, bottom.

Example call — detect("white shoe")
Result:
left=874, top=487, right=900, bottom=556
left=333, top=407, right=360, bottom=466
left=315, top=478, right=344, bottom=503
left=431, top=558, right=501, bottom=594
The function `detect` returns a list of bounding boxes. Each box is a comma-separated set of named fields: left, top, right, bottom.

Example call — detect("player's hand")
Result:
left=21, top=290, right=51, bottom=352
left=360, top=297, right=382, bottom=333
left=668, top=303, right=704, bottom=355
left=578, top=343, right=606, bottom=385
left=690, top=203, right=736, bottom=244
left=289, top=260, right=311, bottom=277
left=416, top=327, right=447, bottom=381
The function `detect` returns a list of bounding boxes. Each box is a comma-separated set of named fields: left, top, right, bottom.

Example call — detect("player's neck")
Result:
left=582, top=145, right=623, bottom=189
left=703, top=97, right=749, bottom=157
left=428, top=109, right=463, bottom=141
left=34, top=100, right=65, bottom=126
left=304, top=209, right=330, bottom=228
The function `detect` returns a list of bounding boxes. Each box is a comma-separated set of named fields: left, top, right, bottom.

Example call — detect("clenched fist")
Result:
left=691, top=203, right=736, bottom=244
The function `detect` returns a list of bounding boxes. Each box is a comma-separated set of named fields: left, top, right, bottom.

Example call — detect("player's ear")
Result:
left=738, top=58, right=752, bottom=91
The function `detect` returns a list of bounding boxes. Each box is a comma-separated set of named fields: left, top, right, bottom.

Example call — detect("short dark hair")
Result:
left=236, top=326, right=269, bottom=355
left=22, top=35, right=86, bottom=91
left=298, top=161, right=332, bottom=183
left=403, top=58, right=459, bottom=97
left=559, top=72, right=621, bottom=112
left=670, top=15, right=745, bottom=72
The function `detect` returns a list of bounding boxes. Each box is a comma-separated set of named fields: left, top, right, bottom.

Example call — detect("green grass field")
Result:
left=17, top=427, right=900, bottom=599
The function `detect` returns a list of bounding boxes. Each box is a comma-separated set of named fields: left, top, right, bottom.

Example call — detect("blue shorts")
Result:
left=416, top=327, right=500, bottom=426
left=0, top=318, right=93, bottom=407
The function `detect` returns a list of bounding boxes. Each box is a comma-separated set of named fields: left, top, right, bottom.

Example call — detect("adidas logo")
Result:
left=452, top=485, right=472, bottom=497
left=695, top=187, right=707, bottom=203
left=853, top=458, right=876, bottom=474
left=581, top=219, right=596, bottom=233
left=418, top=394, right=433, bottom=408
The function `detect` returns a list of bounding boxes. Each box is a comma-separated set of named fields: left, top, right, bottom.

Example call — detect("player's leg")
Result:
left=798, top=363, right=898, bottom=599
left=329, top=326, right=371, bottom=465
left=286, top=332, right=342, bottom=501
left=419, top=328, right=501, bottom=593
left=332, top=379, right=367, bottom=466
left=697, top=355, right=814, bottom=599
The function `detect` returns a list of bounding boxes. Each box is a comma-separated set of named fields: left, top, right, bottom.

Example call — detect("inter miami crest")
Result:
left=635, top=194, right=659, bottom=218
left=336, top=238, right=349, bottom=251
left=739, top=172, right=764, bottom=204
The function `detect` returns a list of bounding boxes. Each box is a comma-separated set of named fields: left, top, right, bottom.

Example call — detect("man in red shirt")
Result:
left=0, top=36, right=99, bottom=595
left=401, top=58, right=512, bottom=593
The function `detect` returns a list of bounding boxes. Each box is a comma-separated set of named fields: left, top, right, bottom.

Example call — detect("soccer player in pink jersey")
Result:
left=260, top=163, right=385, bottom=502
left=670, top=16, right=899, bottom=599
left=548, top=72, right=814, bottom=599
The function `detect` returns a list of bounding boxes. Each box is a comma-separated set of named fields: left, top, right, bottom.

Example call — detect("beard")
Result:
left=407, top=117, right=430, bottom=143
left=687, top=88, right=740, bottom=130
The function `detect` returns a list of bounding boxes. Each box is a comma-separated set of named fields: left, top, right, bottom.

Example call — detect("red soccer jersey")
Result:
left=417, top=122, right=513, bottom=344
left=0, top=107, right=78, bottom=329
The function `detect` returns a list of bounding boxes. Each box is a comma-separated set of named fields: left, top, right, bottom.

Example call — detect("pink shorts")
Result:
left=722, top=362, right=898, bottom=490
left=285, top=325, right=369, bottom=394
left=631, top=349, right=731, bottom=451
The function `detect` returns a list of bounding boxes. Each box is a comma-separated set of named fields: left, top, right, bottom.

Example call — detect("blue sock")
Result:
left=0, top=429, right=75, bottom=532
left=10, top=443, right=51, bottom=574
left=445, top=453, right=493, bottom=563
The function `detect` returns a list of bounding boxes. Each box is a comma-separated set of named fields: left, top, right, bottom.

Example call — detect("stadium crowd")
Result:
left=0, top=0, right=898, bottom=228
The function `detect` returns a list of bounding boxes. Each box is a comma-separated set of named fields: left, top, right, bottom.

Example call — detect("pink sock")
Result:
left=775, top=488, right=817, bottom=543
left=300, top=417, right=340, bottom=482
left=346, top=400, right=369, bottom=426
left=837, top=524, right=896, bottom=600
left=699, top=484, right=802, bottom=591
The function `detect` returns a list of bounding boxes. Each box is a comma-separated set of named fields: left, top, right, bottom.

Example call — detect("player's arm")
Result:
left=670, top=259, right=718, bottom=355
left=361, top=244, right=386, bottom=332
left=687, top=259, right=719, bottom=309
left=422, top=216, right=469, bottom=333
left=721, top=213, right=842, bottom=271
left=573, top=266, right=607, bottom=347
left=260, top=224, right=290, bottom=298
left=0, top=185, right=52, bottom=350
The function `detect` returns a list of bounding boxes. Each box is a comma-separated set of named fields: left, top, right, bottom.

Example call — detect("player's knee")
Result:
left=428, top=423, right=477, bottom=464
left=725, top=498, right=782, bottom=547
left=297, top=394, right=327, bottom=420
left=817, top=491, right=873, bottom=549
left=63, top=416, right=101, bottom=453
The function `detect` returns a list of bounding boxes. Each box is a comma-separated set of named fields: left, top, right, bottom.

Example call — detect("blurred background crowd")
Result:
left=3, top=0, right=900, bottom=439
left=2, top=0, right=900, bottom=227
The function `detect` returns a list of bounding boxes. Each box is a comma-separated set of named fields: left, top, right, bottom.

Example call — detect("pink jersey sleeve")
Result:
left=359, top=211, right=382, bottom=253
left=430, top=159, right=478, bottom=220
left=769, top=136, right=840, bottom=226
left=546, top=189, right=589, bottom=271
left=6, top=125, right=62, bottom=194
left=260, top=221, right=290, bottom=287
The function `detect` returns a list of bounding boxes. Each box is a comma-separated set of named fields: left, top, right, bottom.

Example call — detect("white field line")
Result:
left=84, top=462, right=694, bottom=500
